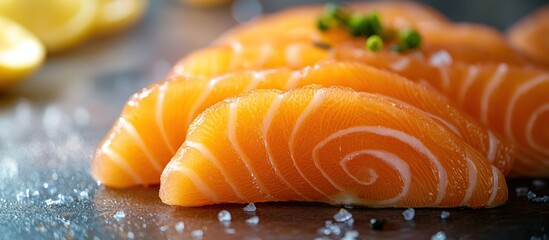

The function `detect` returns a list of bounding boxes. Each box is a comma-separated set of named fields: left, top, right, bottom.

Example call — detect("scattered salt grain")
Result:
left=532, top=179, right=546, bottom=187
left=325, top=221, right=341, bottom=235
left=527, top=191, right=537, bottom=200
left=531, top=196, right=549, bottom=203
left=516, top=187, right=529, bottom=196
left=43, top=183, right=49, bottom=189
left=431, top=231, right=447, bottom=240
left=440, top=211, right=450, bottom=220
left=127, top=231, right=135, bottom=239
left=317, top=227, right=331, bottom=236
left=244, top=203, right=257, bottom=212
left=342, top=230, right=359, bottom=240
left=314, top=237, right=331, bottom=240
left=191, top=229, right=204, bottom=239
left=402, top=208, right=415, bottom=221
left=333, top=208, right=353, bottom=223
left=78, top=190, right=89, bottom=200
left=160, top=225, right=168, bottom=231
left=113, top=210, right=126, bottom=222
left=175, top=221, right=185, bottom=233
left=218, top=210, right=232, bottom=222
left=224, top=228, right=236, bottom=234
left=246, top=216, right=259, bottom=225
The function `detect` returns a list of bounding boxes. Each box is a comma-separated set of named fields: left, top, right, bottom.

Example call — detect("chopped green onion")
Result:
left=367, top=12, right=382, bottom=35
left=317, top=17, right=330, bottom=31
left=399, top=29, right=421, bottom=49
left=366, top=35, right=383, bottom=52
left=348, top=12, right=382, bottom=37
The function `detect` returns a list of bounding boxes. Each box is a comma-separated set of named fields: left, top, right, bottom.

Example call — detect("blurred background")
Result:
left=0, top=0, right=548, bottom=239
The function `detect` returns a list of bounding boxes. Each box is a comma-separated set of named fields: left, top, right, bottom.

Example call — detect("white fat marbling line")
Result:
left=480, top=64, right=508, bottom=125
left=156, top=83, right=176, bottom=155
left=288, top=90, right=333, bottom=199
left=285, top=43, right=305, bottom=67
left=262, top=94, right=311, bottom=200
left=526, top=103, right=549, bottom=155
left=505, top=74, right=549, bottom=142
left=174, top=166, right=219, bottom=202
left=186, top=141, right=246, bottom=201
left=122, top=119, right=162, bottom=172
left=438, top=66, right=451, bottom=91
left=101, top=139, right=144, bottom=185
left=487, top=131, right=498, bottom=163
left=389, top=57, right=411, bottom=72
left=244, top=72, right=266, bottom=92
left=313, top=126, right=447, bottom=205
left=284, top=70, right=304, bottom=89
left=487, top=166, right=500, bottom=206
left=377, top=94, right=462, bottom=137
left=457, top=65, right=480, bottom=107
left=340, top=150, right=411, bottom=205
left=227, top=102, right=273, bottom=198
left=186, top=77, right=222, bottom=127
left=461, top=153, right=477, bottom=206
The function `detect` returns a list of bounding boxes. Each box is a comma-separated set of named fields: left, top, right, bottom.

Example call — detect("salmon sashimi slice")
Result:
left=507, top=5, right=549, bottom=68
left=159, top=86, right=508, bottom=208
left=213, top=3, right=530, bottom=67
left=92, top=62, right=514, bottom=188
left=214, top=1, right=449, bottom=47
left=172, top=32, right=549, bottom=176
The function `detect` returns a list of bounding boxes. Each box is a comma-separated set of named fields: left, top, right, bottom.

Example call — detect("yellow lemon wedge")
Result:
left=94, top=0, right=148, bottom=36
left=0, top=16, right=45, bottom=89
left=0, top=0, right=97, bottom=52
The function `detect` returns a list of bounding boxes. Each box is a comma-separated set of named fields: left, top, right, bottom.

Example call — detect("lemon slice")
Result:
left=0, top=16, right=45, bottom=88
left=0, top=0, right=97, bottom=52
left=94, top=0, right=147, bottom=36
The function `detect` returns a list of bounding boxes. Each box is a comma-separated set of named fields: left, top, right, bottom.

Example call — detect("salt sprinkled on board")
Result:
left=532, top=179, right=546, bottom=188
left=333, top=208, right=353, bottom=223
left=127, top=231, right=135, bottom=239
left=160, top=225, right=168, bottom=231
left=341, top=230, right=359, bottom=240
left=224, top=228, right=236, bottom=234
left=527, top=191, right=537, bottom=200
left=218, top=210, right=231, bottom=222
left=440, top=211, right=450, bottom=220
left=244, top=203, right=257, bottom=212
left=175, top=221, right=185, bottom=233
left=431, top=231, right=447, bottom=240
left=402, top=208, right=415, bottom=221
left=325, top=221, right=341, bottom=235
left=113, top=210, right=126, bottom=222
left=516, top=187, right=529, bottom=196
left=191, top=229, right=204, bottom=239
left=246, top=216, right=259, bottom=225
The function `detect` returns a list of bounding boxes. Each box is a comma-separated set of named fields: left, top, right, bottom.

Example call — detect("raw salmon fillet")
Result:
left=507, top=5, right=549, bottom=68
left=160, top=86, right=507, bottom=208
left=92, top=62, right=513, bottom=187
left=168, top=4, right=549, bottom=176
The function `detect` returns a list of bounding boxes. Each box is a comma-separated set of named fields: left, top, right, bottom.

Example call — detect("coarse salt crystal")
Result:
left=175, top=221, right=185, bottom=233
left=246, top=216, right=259, bottom=225
left=243, top=203, right=256, bottom=212
left=224, top=228, right=236, bottom=234
left=218, top=210, right=231, bottom=222
left=431, top=231, right=447, bottom=240
left=440, top=211, right=450, bottom=220
left=402, top=208, right=415, bottom=221
left=333, top=208, right=353, bottom=223
left=113, top=211, right=126, bottom=222
left=191, top=229, right=203, bottom=239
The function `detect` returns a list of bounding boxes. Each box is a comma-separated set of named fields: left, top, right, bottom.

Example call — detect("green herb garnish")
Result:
left=365, top=35, right=383, bottom=52
left=399, top=29, right=421, bottom=49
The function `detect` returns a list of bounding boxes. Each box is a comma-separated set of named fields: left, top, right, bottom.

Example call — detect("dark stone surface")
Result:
left=1, top=1, right=548, bottom=239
